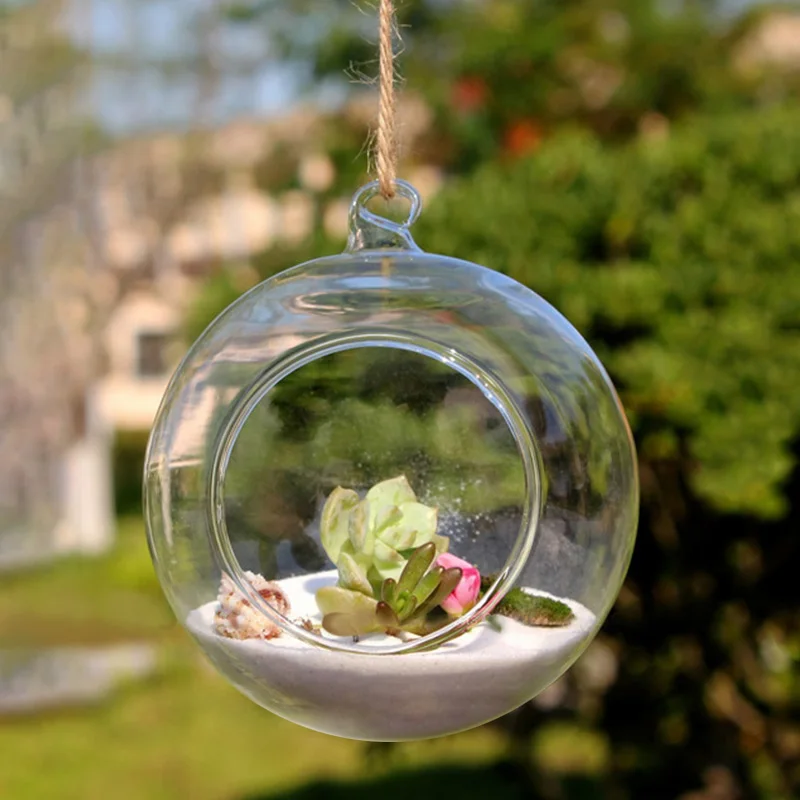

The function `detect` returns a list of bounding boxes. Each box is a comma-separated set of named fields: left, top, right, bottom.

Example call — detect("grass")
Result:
left=0, top=516, right=172, bottom=647
left=0, top=517, right=507, bottom=800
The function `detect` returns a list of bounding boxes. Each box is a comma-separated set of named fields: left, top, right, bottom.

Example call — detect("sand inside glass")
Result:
left=184, top=344, right=604, bottom=739
left=186, top=571, right=595, bottom=740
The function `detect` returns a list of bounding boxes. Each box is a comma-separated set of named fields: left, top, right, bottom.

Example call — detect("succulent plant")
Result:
left=320, top=475, right=449, bottom=594
left=315, top=476, right=490, bottom=640
left=317, top=542, right=463, bottom=638
left=479, top=575, right=575, bottom=627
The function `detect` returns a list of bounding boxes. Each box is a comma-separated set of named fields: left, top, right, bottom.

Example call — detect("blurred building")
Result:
left=89, top=93, right=440, bottom=442
left=736, top=11, right=800, bottom=75
left=0, top=0, right=439, bottom=567
left=0, top=0, right=112, bottom=564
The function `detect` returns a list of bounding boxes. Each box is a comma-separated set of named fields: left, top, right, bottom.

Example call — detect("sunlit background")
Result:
left=1, top=1, right=800, bottom=798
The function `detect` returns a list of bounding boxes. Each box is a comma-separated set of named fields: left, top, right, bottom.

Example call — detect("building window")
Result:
left=136, top=331, right=171, bottom=378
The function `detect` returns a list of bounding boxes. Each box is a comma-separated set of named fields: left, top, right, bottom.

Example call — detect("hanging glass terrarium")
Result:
left=143, top=2, right=638, bottom=742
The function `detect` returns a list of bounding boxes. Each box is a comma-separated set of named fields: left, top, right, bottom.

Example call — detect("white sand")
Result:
left=186, top=570, right=596, bottom=741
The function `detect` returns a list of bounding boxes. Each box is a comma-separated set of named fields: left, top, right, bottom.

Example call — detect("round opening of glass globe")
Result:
left=145, top=244, right=638, bottom=740
left=204, top=337, right=540, bottom=656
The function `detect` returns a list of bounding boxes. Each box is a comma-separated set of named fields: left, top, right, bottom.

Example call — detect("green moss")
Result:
left=481, top=576, right=575, bottom=628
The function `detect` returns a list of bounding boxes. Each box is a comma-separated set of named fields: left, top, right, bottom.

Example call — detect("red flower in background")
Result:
left=452, top=76, right=488, bottom=114
left=503, top=118, right=544, bottom=157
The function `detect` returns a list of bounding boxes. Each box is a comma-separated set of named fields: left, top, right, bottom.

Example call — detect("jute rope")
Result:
left=376, top=0, right=398, bottom=199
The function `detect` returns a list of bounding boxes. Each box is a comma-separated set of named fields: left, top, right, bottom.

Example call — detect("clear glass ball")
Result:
left=144, top=181, right=638, bottom=741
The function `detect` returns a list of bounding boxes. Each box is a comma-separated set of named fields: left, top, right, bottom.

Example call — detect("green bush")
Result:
left=419, top=106, right=800, bottom=520
left=412, top=106, right=800, bottom=800
left=229, top=1, right=799, bottom=170
left=189, top=105, right=800, bottom=798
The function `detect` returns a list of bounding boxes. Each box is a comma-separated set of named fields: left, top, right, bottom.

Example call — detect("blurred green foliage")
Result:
left=188, top=103, right=800, bottom=798
left=226, top=0, right=799, bottom=172
left=220, top=349, right=526, bottom=577
left=418, top=106, right=800, bottom=519
left=195, top=106, right=800, bottom=521
left=113, top=430, right=151, bottom=516
left=415, top=106, right=800, bottom=799
left=11, top=0, right=800, bottom=798
left=0, top=518, right=510, bottom=800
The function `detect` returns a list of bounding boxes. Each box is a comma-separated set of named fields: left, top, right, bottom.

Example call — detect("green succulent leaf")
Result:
left=319, top=487, right=359, bottom=563
left=337, top=551, right=373, bottom=596
left=394, top=589, right=411, bottom=614
left=397, top=542, right=436, bottom=596
left=413, top=567, right=463, bottom=619
left=380, top=524, right=417, bottom=552
left=379, top=502, right=438, bottom=551
left=366, top=476, right=417, bottom=523
left=316, top=585, right=378, bottom=621
left=348, top=499, right=371, bottom=554
left=372, top=503, right=404, bottom=535
left=438, top=567, right=463, bottom=599
left=397, top=615, right=450, bottom=637
left=322, top=612, right=381, bottom=637
left=371, top=538, right=407, bottom=581
left=397, top=595, right=418, bottom=622
left=412, top=565, right=444, bottom=608
left=381, top=578, right=397, bottom=605
left=376, top=601, right=399, bottom=629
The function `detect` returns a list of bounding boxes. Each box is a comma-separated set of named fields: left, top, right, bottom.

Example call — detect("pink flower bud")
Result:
left=435, top=553, right=481, bottom=616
